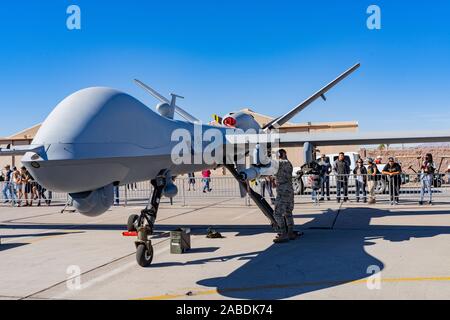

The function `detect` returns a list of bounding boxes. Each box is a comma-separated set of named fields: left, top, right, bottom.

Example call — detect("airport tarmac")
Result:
left=0, top=198, right=450, bottom=300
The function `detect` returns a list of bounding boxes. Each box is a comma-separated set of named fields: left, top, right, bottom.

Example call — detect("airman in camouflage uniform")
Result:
left=273, top=149, right=300, bottom=243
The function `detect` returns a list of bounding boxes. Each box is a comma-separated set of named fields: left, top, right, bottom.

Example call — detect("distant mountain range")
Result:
left=365, top=143, right=450, bottom=150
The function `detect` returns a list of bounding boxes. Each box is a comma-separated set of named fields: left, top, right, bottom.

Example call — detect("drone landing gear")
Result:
left=126, top=177, right=165, bottom=267
left=225, top=164, right=278, bottom=231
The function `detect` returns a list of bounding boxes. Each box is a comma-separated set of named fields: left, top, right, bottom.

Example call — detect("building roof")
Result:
left=7, top=123, right=42, bottom=140
left=0, top=123, right=41, bottom=145
left=240, top=108, right=358, bottom=130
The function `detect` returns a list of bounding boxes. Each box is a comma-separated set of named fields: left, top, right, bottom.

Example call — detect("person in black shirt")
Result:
left=21, top=167, right=33, bottom=207
left=188, top=172, right=196, bottom=191
left=333, top=152, right=351, bottom=203
left=318, top=155, right=332, bottom=201
left=382, top=157, right=402, bottom=205
left=353, top=159, right=368, bottom=203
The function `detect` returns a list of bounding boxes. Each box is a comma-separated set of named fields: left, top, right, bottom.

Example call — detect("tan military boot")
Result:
left=273, top=233, right=289, bottom=243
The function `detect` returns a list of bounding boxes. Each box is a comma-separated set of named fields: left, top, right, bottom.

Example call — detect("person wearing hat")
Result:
left=272, top=149, right=302, bottom=243
left=366, top=158, right=380, bottom=204
left=382, top=157, right=402, bottom=205
left=239, top=149, right=302, bottom=243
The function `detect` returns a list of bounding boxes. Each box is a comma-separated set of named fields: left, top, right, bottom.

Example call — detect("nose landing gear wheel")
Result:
left=128, top=175, right=166, bottom=267
left=136, top=244, right=153, bottom=267
left=127, top=214, right=139, bottom=232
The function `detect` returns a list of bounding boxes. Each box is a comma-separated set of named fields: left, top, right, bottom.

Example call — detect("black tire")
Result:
left=136, top=244, right=153, bottom=267
left=127, top=214, right=139, bottom=232
left=434, top=176, right=442, bottom=188
left=375, top=179, right=386, bottom=194
left=293, top=176, right=304, bottom=195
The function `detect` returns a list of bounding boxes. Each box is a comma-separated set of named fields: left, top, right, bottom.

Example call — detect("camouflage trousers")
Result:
left=274, top=188, right=295, bottom=234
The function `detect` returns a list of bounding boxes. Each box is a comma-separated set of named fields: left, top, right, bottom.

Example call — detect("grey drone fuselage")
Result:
left=21, top=87, right=250, bottom=216
left=19, top=63, right=363, bottom=216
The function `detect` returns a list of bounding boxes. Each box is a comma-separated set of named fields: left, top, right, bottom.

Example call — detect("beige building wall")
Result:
left=242, top=108, right=359, bottom=167
left=0, top=123, right=40, bottom=170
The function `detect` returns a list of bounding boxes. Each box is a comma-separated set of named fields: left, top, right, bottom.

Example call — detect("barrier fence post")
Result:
left=182, top=178, right=186, bottom=207
left=388, top=175, right=392, bottom=204
left=124, top=185, right=128, bottom=207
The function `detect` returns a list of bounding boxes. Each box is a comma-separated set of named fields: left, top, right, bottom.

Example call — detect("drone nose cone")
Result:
left=33, top=87, right=163, bottom=146
left=22, top=87, right=172, bottom=193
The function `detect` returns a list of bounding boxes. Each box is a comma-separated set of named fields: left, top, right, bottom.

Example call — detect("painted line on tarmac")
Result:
left=20, top=198, right=228, bottom=300
left=136, top=276, right=450, bottom=300
left=0, top=214, right=111, bottom=245
left=230, top=208, right=260, bottom=221
left=54, top=245, right=171, bottom=299
left=155, top=198, right=233, bottom=223
left=54, top=232, right=209, bottom=299
left=0, top=295, right=25, bottom=300
left=1, top=199, right=225, bottom=245
left=0, top=230, right=82, bottom=244
left=20, top=238, right=168, bottom=301
left=0, top=210, right=64, bottom=224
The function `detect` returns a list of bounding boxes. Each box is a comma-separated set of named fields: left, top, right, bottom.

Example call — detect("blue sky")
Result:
left=0, top=1, right=449, bottom=137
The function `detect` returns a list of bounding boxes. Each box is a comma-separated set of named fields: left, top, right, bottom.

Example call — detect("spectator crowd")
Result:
left=304, top=152, right=437, bottom=206
left=0, top=165, right=51, bottom=207
left=0, top=152, right=441, bottom=208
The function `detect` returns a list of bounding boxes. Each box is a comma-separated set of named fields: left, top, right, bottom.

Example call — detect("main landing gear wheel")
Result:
left=127, top=214, right=139, bottom=232
left=136, top=243, right=153, bottom=267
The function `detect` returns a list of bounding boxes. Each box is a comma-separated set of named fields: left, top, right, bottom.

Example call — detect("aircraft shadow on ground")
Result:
left=0, top=243, right=28, bottom=252
left=0, top=231, right=85, bottom=252
left=0, top=231, right=82, bottom=239
left=194, top=207, right=450, bottom=299
left=2, top=207, right=450, bottom=299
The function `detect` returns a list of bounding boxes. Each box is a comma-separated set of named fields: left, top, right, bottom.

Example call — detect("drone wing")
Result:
left=263, top=63, right=360, bottom=131
left=0, top=145, right=45, bottom=156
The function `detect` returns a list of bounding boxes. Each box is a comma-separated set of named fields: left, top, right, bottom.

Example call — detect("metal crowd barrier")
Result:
left=0, top=173, right=449, bottom=207
left=0, top=181, right=69, bottom=206
left=115, top=177, right=245, bottom=206
left=298, top=173, right=450, bottom=204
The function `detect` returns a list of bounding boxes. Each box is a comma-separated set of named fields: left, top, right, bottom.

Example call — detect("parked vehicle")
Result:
left=293, top=152, right=359, bottom=195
